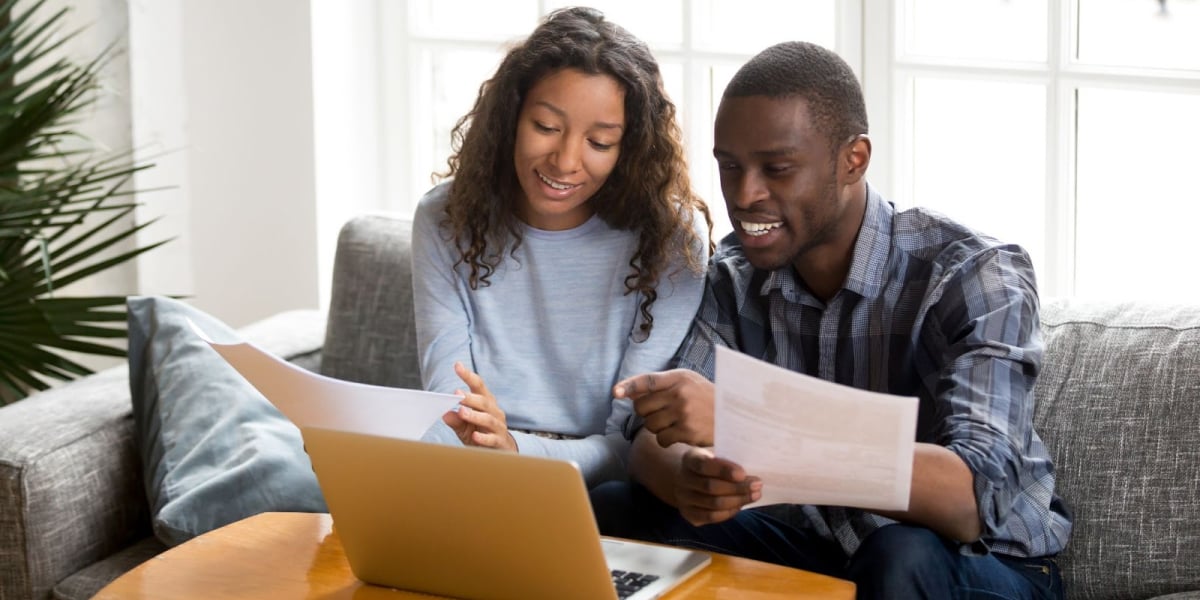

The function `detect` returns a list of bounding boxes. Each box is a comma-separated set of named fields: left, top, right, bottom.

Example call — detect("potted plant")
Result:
left=0, top=0, right=166, bottom=403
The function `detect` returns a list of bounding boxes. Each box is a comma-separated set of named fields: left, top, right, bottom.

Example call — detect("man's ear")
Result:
left=842, top=134, right=871, bottom=184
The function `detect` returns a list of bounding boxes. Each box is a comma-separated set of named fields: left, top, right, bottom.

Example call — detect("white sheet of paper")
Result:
left=188, top=318, right=459, bottom=440
left=714, top=345, right=917, bottom=511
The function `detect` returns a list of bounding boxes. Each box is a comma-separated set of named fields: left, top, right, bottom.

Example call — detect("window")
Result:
left=381, top=0, right=849, bottom=239
left=865, top=0, right=1200, bottom=300
left=375, top=0, right=1198, bottom=301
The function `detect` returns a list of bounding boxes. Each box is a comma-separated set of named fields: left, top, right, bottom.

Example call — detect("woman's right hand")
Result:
left=443, top=362, right=519, bottom=452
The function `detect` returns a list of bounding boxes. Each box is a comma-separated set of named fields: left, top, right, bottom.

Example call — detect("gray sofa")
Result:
left=1, top=215, right=1198, bottom=599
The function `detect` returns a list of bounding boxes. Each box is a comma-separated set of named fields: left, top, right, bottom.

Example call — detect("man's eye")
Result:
left=764, top=164, right=791, bottom=174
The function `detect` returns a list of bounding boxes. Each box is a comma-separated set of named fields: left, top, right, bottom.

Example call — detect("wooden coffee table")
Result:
left=95, top=512, right=854, bottom=599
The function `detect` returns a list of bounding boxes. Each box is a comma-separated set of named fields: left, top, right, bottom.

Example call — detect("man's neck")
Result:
left=791, top=188, right=868, bottom=303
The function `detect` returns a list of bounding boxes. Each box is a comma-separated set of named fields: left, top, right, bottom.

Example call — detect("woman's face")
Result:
left=512, top=68, right=625, bottom=231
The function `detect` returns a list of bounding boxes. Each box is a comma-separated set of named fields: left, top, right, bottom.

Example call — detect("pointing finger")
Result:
left=454, top=361, right=491, bottom=396
left=613, top=372, right=661, bottom=399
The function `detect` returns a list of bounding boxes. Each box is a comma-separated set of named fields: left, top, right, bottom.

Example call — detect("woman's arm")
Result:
left=411, top=184, right=474, bottom=397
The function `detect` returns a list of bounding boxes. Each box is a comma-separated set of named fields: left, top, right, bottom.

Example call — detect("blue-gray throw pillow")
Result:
left=127, top=295, right=326, bottom=546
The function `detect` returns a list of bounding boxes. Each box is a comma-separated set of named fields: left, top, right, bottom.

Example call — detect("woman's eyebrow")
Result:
left=532, top=100, right=624, bottom=131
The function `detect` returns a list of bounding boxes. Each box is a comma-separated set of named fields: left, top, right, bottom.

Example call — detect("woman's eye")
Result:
left=533, top=122, right=556, bottom=133
left=589, top=140, right=616, bottom=151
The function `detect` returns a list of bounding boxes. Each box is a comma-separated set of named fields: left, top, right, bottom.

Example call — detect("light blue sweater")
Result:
left=411, top=181, right=707, bottom=486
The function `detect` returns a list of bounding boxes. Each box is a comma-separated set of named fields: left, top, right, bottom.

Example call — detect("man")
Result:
left=592, top=41, right=1072, bottom=599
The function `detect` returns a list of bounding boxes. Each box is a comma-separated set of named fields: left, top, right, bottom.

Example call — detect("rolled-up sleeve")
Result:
left=926, top=245, right=1048, bottom=546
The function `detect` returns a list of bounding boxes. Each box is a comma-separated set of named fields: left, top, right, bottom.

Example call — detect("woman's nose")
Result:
left=550, top=137, right=583, bottom=173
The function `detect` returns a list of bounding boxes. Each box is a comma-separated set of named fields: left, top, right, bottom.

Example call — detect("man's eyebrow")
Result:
left=753, top=147, right=801, bottom=158
left=532, top=100, right=624, bottom=131
left=713, top=147, right=800, bottom=158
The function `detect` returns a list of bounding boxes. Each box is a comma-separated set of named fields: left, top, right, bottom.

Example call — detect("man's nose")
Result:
left=728, top=171, right=767, bottom=209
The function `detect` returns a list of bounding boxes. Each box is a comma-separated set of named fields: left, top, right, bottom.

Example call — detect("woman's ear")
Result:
left=842, top=134, right=871, bottom=184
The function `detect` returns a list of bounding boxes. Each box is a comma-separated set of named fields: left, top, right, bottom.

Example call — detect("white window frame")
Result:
left=862, top=0, right=1200, bottom=298
left=377, top=1, right=863, bottom=240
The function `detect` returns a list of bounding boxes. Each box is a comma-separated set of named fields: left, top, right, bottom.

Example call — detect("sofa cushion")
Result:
left=127, top=296, right=327, bottom=546
left=52, top=536, right=167, bottom=600
left=1034, top=299, right=1200, bottom=600
left=320, top=215, right=422, bottom=389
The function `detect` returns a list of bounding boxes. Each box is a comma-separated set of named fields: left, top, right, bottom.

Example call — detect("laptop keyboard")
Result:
left=611, top=569, right=660, bottom=599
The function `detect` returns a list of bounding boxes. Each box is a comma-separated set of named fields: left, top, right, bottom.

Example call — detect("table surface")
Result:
left=95, top=512, right=854, bottom=599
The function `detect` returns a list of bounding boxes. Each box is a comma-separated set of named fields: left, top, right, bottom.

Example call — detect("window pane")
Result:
left=412, top=48, right=504, bottom=185
left=408, top=0, right=537, bottom=40
left=909, top=77, right=1047, bottom=276
left=692, top=0, right=835, bottom=53
left=1074, top=87, right=1200, bottom=301
left=697, top=64, right=743, bottom=240
left=544, top=0, right=684, bottom=48
left=903, top=0, right=1047, bottom=62
left=1076, top=0, right=1200, bottom=71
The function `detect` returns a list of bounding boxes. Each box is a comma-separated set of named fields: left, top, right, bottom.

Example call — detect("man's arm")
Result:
left=889, top=243, right=1047, bottom=548
left=629, top=429, right=687, bottom=505
left=878, top=444, right=981, bottom=543
left=621, top=369, right=983, bottom=538
left=629, top=428, right=762, bottom=526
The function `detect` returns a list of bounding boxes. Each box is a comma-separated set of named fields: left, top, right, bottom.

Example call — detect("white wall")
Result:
left=128, top=0, right=321, bottom=328
left=310, top=0, right=386, bottom=312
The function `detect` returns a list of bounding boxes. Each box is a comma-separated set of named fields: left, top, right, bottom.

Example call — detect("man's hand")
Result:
left=676, top=447, right=762, bottom=526
left=443, top=362, right=518, bottom=452
left=613, top=369, right=715, bottom=447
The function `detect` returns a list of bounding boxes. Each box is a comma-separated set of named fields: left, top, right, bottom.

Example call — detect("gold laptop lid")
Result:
left=302, top=426, right=618, bottom=600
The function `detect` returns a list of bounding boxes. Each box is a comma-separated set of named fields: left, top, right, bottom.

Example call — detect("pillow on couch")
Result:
left=127, top=295, right=326, bottom=546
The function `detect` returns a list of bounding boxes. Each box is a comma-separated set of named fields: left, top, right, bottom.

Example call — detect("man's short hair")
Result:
left=723, top=41, right=869, bottom=150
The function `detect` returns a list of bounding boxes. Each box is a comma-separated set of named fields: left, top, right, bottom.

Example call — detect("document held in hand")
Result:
left=713, top=346, right=918, bottom=512
left=187, top=318, right=460, bottom=440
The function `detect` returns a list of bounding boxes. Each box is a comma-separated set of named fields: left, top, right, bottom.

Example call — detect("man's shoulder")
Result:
left=710, top=233, right=753, bottom=277
left=706, top=233, right=768, bottom=301
left=891, top=204, right=1029, bottom=270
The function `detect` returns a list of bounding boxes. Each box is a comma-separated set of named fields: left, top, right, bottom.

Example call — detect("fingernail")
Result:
left=751, top=481, right=763, bottom=491
left=613, top=386, right=624, bottom=397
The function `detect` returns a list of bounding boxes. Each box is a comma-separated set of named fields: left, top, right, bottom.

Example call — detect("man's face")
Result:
left=713, top=95, right=855, bottom=272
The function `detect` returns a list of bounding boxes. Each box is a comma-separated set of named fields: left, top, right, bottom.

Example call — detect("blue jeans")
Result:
left=590, top=481, right=1063, bottom=600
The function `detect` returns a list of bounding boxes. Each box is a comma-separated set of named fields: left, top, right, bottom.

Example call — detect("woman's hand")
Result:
left=442, top=362, right=518, bottom=452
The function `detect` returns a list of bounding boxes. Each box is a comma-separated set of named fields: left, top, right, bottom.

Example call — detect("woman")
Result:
left=412, top=6, right=711, bottom=488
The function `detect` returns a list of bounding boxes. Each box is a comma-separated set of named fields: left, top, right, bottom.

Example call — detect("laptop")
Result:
left=301, top=426, right=711, bottom=600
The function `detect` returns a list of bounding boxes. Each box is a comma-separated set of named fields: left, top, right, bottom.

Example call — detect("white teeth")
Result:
left=740, top=220, right=783, bottom=236
left=538, top=172, right=575, bottom=190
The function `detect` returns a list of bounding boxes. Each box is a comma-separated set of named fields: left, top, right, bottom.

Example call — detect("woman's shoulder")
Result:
left=679, top=202, right=712, bottom=262
left=416, top=180, right=453, bottom=214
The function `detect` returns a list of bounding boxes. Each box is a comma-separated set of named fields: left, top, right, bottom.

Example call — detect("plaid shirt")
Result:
left=673, top=186, right=1072, bottom=558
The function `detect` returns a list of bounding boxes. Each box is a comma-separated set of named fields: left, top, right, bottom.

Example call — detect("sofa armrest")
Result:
left=0, top=307, right=326, bottom=600
left=0, top=367, right=146, bottom=600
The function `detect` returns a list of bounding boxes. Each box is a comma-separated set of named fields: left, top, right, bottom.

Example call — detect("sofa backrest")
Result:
left=1034, top=299, right=1200, bottom=600
left=320, top=215, right=422, bottom=390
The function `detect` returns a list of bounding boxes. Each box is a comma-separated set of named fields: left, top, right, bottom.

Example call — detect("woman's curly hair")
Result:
left=438, top=6, right=712, bottom=339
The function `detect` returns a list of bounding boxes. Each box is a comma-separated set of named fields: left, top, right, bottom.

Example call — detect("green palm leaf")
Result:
left=0, top=0, right=167, bottom=403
